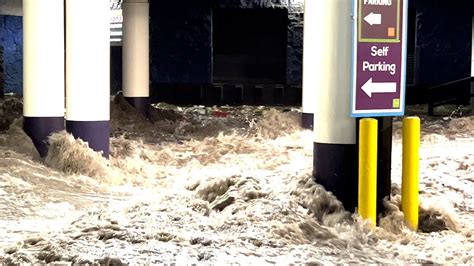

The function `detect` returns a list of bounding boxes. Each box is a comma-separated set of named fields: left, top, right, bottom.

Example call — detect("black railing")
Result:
left=427, top=77, right=473, bottom=116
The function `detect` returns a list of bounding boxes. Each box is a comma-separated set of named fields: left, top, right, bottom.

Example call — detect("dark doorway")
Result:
left=212, top=8, right=288, bottom=84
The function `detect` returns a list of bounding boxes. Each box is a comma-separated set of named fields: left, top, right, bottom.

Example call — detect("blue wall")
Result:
left=0, top=15, right=23, bottom=95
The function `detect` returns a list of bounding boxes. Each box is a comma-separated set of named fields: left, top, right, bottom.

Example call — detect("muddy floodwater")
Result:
left=0, top=96, right=473, bottom=264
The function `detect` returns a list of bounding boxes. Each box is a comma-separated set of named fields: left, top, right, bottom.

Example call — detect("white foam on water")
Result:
left=0, top=97, right=472, bottom=264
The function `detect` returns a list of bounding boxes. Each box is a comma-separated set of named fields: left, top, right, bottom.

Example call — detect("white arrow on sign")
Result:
left=361, top=78, right=396, bottom=98
left=364, top=12, right=382, bottom=26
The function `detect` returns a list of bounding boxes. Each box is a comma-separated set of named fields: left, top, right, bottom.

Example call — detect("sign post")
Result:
left=351, top=0, right=408, bottom=117
left=352, top=0, right=408, bottom=219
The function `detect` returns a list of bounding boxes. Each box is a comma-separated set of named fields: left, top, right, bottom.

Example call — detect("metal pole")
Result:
left=376, top=117, right=393, bottom=216
left=358, top=118, right=378, bottom=225
left=402, top=116, right=420, bottom=230
left=356, top=116, right=393, bottom=219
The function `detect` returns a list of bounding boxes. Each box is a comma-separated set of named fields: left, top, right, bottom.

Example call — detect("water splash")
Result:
left=0, top=97, right=472, bottom=264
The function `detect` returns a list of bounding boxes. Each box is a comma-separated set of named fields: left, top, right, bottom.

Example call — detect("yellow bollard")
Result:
left=402, top=116, right=420, bottom=230
left=358, top=118, right=378, bottom=226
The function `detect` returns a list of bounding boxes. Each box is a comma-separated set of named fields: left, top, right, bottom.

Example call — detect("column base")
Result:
left=124, top=97, right=150, bottom=118
left=302, top=112, right=314, bottom=130
left=313, top=142, right=358, bottom=212
left=66, top=120, right=110, bottom=158
left=23, top=117, right=65, bottom=157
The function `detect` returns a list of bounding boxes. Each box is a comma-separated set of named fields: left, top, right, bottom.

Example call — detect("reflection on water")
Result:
left=0, top=96, right=472, bottom=264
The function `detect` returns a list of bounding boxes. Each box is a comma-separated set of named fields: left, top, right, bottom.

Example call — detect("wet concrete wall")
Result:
left=0, top=15, right=22, bottom=95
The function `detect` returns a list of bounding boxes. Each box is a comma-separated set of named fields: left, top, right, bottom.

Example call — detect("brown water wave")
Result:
left=0, top=96, right=472, bottom=264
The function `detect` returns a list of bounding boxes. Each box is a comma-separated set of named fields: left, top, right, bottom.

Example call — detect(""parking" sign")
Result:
left=351, top=0, right=408, bottom=117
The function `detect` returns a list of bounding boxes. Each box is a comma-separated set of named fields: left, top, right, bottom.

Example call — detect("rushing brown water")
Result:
left=0, top=96, right=472, bottom=264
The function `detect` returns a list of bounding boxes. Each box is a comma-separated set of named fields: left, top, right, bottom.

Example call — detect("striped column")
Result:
left=301, top=0, right=317, bottom=129
left=66, top=0, right=110, bottom=158
left=122, top=0, right=150, bottom=117
left=312, top=0, right=358, bottom=212
left=23, top=0, right=65, bottom=157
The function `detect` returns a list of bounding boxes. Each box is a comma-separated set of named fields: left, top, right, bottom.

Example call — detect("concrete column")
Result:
left=66, top=0, right=110, bottom=157
left=122, top=0, right=150, bottom=117
left=301, top=0, right=317, bottom=129
left=23, top=0, right=65, bottom=157
left=312, top=0, right=357, bottom=212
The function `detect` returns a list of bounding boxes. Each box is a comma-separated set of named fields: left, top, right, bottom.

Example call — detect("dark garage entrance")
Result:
left=213, top=8, right=288, bottom=84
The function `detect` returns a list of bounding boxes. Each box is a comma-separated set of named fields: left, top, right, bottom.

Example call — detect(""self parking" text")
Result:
left=362, top=45, right=396, bottom=75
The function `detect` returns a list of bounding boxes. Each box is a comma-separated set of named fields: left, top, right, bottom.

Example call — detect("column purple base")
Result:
left=124, top=97, right=150, bottom=118
left=23, top=117, right=65, bottom=157
left=66, top=120, right=110, bottom=158
left=313, top=142, right=358, bottom=212
left=302, top=112, right=314, bottom=130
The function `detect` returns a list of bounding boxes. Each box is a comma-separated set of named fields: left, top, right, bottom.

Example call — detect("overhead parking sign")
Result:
left=351, top=0, right=408, bottom=117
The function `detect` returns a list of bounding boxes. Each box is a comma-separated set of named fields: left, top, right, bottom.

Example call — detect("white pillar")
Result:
left=312, top=0, right=358, bottom=211
left=122, top=0, right=150, bottom=116
left=66, top=0, right=110, bottom=157
left=301, top=0, right=318, bottom=129
left=23, top=0, right=65, bottom=157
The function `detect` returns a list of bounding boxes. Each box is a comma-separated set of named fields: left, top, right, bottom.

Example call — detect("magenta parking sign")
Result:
left=351, top=0, right=408, bottom=117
